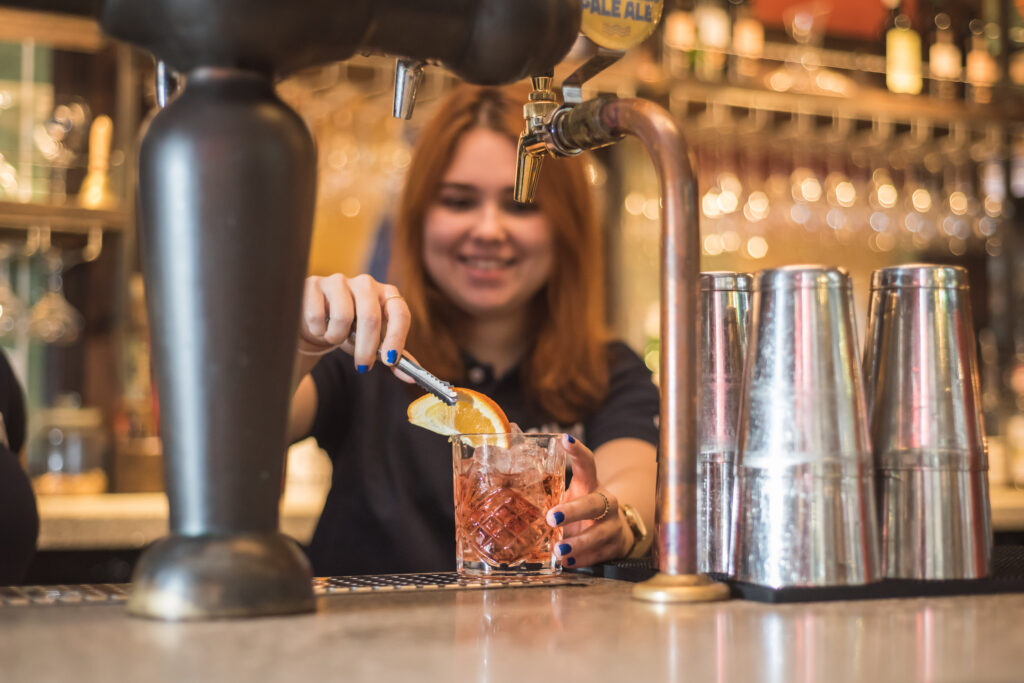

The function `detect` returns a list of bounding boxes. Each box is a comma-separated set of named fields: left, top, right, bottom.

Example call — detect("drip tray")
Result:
left=0, top=573, right=587, bottom=608
left=577, top=545, right=1024, bottom=604
left=0, top=584, right=132, bottom=607
left=315, top=572, right=585, bottom=594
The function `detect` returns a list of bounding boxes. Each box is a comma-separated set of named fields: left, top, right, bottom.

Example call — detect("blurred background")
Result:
left=4, top=0, right=1024, bottom=581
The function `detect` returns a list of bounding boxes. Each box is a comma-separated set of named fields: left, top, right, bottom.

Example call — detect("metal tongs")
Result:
left=391, top=352, right=458, bottom=406
left=344, top=329, right=458, bottom=405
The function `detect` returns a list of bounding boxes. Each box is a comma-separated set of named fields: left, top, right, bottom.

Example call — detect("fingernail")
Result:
left=558, top=543, right=572, bottom=556
left=566, top=434, right=576, bottom=444
left=552, top=511, right=565, bottom=525
left=386, top=349, right=397, bottom=364
left=566, top=557, right=576, bottom=566
left=357, top=364, right=369, bottom=374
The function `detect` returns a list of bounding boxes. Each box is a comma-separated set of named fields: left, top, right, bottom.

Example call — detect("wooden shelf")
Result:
left=0, top=200, right=128, bottom=233
left=0, top=8, right=109, bottom=53
left=664, top=79, right=1015, bottom=127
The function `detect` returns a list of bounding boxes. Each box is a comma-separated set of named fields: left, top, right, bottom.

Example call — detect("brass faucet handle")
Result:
left=523, top=75, right=559, bottom=128
left=529, top=73, right=555, bottom=95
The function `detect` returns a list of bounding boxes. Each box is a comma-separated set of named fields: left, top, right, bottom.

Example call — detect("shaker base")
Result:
left=631, top=572, right=731, bottom=603
left=127, top=532, right=315, bottom=620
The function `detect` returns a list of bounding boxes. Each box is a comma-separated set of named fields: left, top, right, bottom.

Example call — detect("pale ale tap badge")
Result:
left=582, top=0, right=663, bottom=51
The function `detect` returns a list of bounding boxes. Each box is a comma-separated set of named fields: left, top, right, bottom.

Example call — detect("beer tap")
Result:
left=393, top=58, right=426, bottom=120
left=512, top=2, right=731, bottom=603
left=514, top=72, right=562, bottom=204
left=95, top=0, right=580, bottom=621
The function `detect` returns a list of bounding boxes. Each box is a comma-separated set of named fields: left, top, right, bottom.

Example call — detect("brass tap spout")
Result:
left=513, top=74, right=560, bottom=203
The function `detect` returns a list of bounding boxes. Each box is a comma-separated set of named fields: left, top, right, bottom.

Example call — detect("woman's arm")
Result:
left=593, top=437, right=656, bottom=554
left=288, top=374, right=319, bottom=444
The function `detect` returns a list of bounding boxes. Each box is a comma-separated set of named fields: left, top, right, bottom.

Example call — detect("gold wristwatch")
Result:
left=620, top=503, right=650, bottom=559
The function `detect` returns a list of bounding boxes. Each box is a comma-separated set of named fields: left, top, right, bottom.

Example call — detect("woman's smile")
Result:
left=456, top=252, right=517, bottom=275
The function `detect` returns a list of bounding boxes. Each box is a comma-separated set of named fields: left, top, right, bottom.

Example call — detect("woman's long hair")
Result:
left=389, top=84, right=609, bottom=424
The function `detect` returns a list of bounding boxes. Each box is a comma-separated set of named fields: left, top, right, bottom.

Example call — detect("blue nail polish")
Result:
left=567, top=434, right=576, bottom=444
left=566, top=557, right=576, bottom=566
left=386, top=349, right=397, bottom=364
left=357, top=364, right=369, bottom=374
left=558, top=543, right=572, bottom=556
left=553, top=511, right=565, bottom=525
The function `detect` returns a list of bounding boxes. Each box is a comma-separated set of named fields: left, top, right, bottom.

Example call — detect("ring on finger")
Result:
left=384, top=294, right=404, bottom=303
left=594, top=491, right=610, bottom=521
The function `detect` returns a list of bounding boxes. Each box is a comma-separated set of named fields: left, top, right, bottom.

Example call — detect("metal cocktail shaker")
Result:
left=864, top=264, right=992, bottom=580
left=697, top=272, right=752, bottom=575
left=732, top=265, right=880, bottom=588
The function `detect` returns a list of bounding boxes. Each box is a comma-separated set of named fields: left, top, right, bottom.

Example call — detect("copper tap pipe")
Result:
left=600, top=99, right=699, bottom=576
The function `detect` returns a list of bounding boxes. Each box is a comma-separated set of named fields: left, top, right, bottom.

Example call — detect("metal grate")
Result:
left=313, top=572, right=581, bottom=594
left=0, top=573, right=582, bottom=607
left=0, top=583, right=131, bottom=606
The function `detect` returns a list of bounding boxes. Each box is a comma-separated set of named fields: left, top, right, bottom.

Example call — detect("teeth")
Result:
left=462, top=257, right=509, bottom=271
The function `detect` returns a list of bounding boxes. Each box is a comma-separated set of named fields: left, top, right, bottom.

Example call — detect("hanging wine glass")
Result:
left=29, top=251, right=82, bottom=346
left=33, top=98, right=91, bottom=204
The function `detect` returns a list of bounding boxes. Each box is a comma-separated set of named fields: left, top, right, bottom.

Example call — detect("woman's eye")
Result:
left=438, top=195, right=477, bottom=211
left=503, top=199, right=541, bottom=216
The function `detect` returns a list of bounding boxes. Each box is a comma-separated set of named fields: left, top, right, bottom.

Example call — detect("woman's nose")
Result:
left=469, top=199, right=507, bottom=240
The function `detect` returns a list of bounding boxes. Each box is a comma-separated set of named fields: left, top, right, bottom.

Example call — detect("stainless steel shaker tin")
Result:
left=697, top=271, right=752, bottom=575
left=864, top=263, right=992, bottom=580
left=870, top=263, right=968, bottom=290
left=732, top=265, right=880, bottom=587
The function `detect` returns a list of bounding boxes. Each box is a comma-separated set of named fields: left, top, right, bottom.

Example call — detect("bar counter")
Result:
left=4, top=577, right=1024, bottom=682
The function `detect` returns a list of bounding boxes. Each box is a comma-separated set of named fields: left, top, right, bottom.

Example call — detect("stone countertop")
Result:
left=37, top=484, right=1024, bottom=552
left=3, top=578, right=1024, bottom=682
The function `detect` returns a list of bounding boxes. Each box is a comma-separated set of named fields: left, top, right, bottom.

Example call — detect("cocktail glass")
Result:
left=452, top=433, right=567, bottom=577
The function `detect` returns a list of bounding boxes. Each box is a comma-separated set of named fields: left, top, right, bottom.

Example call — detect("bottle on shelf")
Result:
left=729, top=0, right=764, bottom=83
left=884, top=0, right=923, bottom=94
left=965, top=18, right=998, bottom=103
left=77, top=115, right=117, bottom=210
left=1010, top=5, right=1024, bottom=86
left=694, top=0, right=731, bottom=81
left=928, top=12, right=962, bottom=99
left=662, top=1, right=698, bottom=78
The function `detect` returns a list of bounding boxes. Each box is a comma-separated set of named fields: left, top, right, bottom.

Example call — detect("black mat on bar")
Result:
left=575, top=545, right=1024, bottom=603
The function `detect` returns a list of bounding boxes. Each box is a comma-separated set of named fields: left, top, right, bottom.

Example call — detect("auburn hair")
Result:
left=388, top=84, right=610, bottom=425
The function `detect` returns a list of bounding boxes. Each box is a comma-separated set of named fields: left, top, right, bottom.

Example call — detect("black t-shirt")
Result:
left=306, top=341, right=659, bottom=576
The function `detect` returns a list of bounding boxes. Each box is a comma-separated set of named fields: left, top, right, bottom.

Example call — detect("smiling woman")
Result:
left=287, top=85, right=660, bottom=577
left=422, top=127, right=555, bottom=325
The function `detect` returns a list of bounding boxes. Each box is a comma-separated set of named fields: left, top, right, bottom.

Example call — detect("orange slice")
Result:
left=408, top=387, right=511, bottom=446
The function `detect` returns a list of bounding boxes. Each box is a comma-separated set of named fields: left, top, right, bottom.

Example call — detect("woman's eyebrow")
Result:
left=438, top=182, right=477, bottom=193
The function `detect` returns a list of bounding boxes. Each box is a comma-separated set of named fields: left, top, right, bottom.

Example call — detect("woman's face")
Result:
left=422, top=127, right=554, bottom=320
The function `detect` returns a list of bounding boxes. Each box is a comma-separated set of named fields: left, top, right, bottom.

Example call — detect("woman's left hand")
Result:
left=544, top=435, right=632, bottom=568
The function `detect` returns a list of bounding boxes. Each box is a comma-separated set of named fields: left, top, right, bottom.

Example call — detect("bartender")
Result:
left=0, top=349, right=38, bottom=584
left=289, top=84, right=659, bottom=577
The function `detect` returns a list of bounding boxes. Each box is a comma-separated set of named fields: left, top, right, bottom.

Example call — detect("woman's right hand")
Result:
left=298, top=273, right=411, bottom=373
